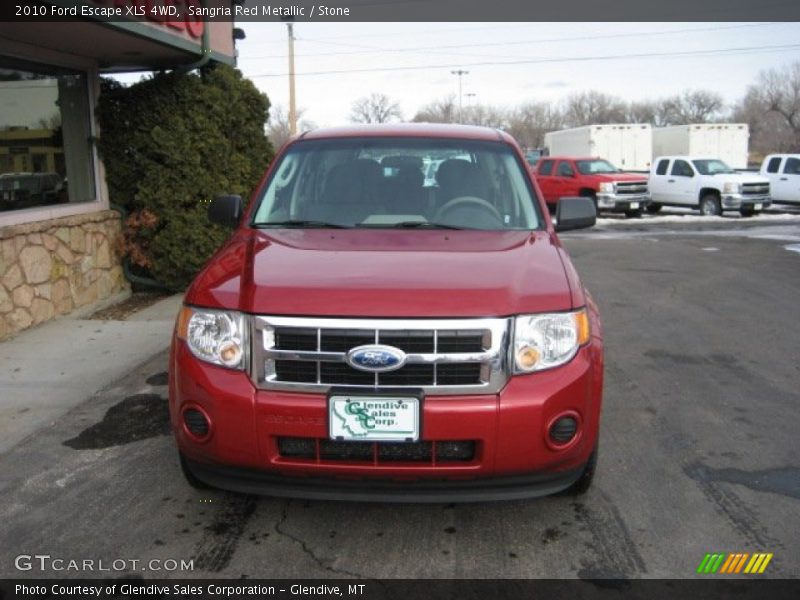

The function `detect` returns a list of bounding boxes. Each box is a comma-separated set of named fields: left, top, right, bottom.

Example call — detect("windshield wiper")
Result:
left=357, top=221, right=469, bottom=230
left=253, top=220, right=350, bottom=229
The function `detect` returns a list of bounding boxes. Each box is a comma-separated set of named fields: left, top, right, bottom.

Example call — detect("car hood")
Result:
left=707, top=173, right=770, bottom=184
left=592, top=173, right=648, bottom=183
left=185, top=229, right=577, bottom=317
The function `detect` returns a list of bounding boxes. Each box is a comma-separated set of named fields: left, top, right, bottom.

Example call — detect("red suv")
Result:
left=534, top=156, right=650, bottom=218
left=170, top=124, right=604, bottom=502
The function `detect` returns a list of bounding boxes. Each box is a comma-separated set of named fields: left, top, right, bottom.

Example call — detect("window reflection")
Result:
left=0, top=60, right=95, bottom=212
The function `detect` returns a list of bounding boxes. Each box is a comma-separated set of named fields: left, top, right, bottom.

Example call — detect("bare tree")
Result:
left=756, top=61, right=800, bottom=150
left=506, top=102, right=564, bottom=148
left=734, top=79, right=800, bottom=156
left=463, top=103, right=507, bottom=129
left=562, top=91, right=627, bottom=127
left=625, top=100, right=673, bottom=127
left=349, top=93, right=403, bottom=124
left=659, top=90, right=724, bottom=125
left=412, top=95, right=457, bottom=123
left=36, top=112, right=62, bottom=130
left=266, top=105, right=316, bottom=148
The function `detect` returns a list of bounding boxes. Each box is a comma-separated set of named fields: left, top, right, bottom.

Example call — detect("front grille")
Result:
left=277, top=437, right=476, bottom=464
left=741, top=183, right=769, bottom=196
left=615, top=181, right=648, bottom=195
left=254, top=316, right=510, bottom=395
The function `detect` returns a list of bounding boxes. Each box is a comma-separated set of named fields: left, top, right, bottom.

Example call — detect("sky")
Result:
left=229, top=22, right=800, bottom=127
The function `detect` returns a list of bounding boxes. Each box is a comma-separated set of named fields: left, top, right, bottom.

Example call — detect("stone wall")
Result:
left=0, top=209, right=129, bottom=340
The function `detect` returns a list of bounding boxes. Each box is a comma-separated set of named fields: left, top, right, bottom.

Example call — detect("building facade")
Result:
left=0, top=2, right=236, bottom=339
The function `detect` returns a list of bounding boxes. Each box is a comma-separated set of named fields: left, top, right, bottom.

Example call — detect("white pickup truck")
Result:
left=759, top=154, right=800, bottom=205
left=648, top=156, right=771, bottom=216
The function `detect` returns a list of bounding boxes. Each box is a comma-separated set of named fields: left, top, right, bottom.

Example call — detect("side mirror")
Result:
left=208, top=194, right=243, bottom=228
left=554, top=197, right=596, bottom=232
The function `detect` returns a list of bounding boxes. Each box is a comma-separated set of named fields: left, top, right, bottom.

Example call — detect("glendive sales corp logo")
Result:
left=696, top=552, right=774, bottom=574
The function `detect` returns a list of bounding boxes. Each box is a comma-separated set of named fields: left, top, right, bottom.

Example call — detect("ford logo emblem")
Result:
left=346, top=345, right=407, bottom=373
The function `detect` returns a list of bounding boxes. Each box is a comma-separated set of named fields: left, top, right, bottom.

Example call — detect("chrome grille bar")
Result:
left=252, top=316, right=511, bottom=395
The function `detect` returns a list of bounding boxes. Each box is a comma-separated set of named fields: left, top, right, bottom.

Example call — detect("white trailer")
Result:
left=652, top=124, right=750, bottom=169
left=543, top=124, right=653, bottom=171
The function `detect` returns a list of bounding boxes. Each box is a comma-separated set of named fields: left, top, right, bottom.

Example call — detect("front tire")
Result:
left=179, top=452, right=215, bottom=490
left=624, top=208, right=643, bottom=218
left=563, top=447, right=598, bottom=496
left=740, top=207, right=758, bottom=217
left=646, top=203, right=662, bottom=214
left=699, top=194, right=722, bottom=216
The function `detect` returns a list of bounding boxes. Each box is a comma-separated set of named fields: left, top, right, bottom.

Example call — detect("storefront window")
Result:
left=0, top=58, right=95, bottom=213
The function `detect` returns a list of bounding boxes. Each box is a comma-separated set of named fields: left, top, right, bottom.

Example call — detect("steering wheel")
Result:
left=432, top=196, right=503, bottom=227
left=277, top=158, right=298, bottom=184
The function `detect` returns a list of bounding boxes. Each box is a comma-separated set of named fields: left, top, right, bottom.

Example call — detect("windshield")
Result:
left=251, top=137, right=542, bottom=230
left=576, top=159, right=619, bottom=175
left=692, top=159, right=735, bottom=175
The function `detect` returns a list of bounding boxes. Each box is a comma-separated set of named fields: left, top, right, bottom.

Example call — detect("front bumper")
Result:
left=169, top=335, right=603, bottom=500
left=596, top=193, right=650, bottom=211
left=721, top=195, right=771, bottom=210
left=183, top=457, right=585, bottom=502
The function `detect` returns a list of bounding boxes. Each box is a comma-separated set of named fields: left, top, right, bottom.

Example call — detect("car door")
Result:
left=555, top=160, right=578, bottom=199
left=775, top=157, right=800, bottom=202
left=535, top=159, right=557, bottom=203
left=649, top=158, right=671, bottom=201
left=668, top=159, right=697, bottom=205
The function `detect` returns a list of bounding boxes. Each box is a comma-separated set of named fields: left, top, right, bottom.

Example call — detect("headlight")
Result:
left=177, top=306, right=247, bottom=369
left=598, top=182, right=615, bottom=193
left=513, top=309, right=590, bottom=373
left=723, top=182, right=741, bottom=194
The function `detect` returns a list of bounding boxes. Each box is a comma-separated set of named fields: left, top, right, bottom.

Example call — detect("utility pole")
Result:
left=451, top=69, right=469, bottom=123
left=287, top=23, right=297, bottom=136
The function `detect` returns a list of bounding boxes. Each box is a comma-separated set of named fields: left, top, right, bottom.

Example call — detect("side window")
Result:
left=767, top=157, right=782, bottom=174
left=538, top=160, right=554, bottom=176
left=784, top=158, right=800, bottom=175
left=656, top=159, right=669, bottom=175
left=671, top=160, right=693, bottom=177
left=557, top=161, right=575, bottom=177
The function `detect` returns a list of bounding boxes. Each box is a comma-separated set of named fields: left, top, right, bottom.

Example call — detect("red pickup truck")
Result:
left=169, top=124, right=604, bottom=502
left=534, top=156, right=650, bottom=218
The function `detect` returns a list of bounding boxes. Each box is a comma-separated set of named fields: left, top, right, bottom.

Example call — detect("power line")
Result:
left=248, top=43, right=800, bottom=78
left=239, top=22, right=787, bottom=61
left=239, top=23, right=537, bottom=46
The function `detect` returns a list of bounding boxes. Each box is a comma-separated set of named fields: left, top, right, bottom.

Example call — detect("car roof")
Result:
left=298, top=123, right=512, bottom=143
left=654, top=156, right=720, bottom=161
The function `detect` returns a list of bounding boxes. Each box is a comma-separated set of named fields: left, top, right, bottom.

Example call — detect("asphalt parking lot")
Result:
left=1, top=215, right=798, bottom=580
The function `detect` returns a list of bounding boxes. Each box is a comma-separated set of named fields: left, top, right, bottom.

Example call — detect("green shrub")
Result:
left=96, top=65, right=273, bottom=290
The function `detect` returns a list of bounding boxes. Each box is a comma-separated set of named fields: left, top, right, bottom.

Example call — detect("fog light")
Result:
left=184, top=408, right=210, bottom=438
left=549, top=416, right=578, bottom=444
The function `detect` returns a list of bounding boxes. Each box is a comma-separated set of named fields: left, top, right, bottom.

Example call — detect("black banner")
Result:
left=2, top=0, right=800, bottom=23
left=2, top=579, right=800, bottom=600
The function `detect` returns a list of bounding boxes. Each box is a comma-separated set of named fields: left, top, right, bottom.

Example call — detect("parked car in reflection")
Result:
left=0, top=172, right=66, bottom=211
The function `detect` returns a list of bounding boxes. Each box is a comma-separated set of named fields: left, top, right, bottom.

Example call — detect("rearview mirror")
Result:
left=208, top=194, right=243, bottom=228
left=555, top=197, right=596, bottom=232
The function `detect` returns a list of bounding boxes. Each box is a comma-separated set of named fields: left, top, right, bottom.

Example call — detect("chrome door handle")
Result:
left=780, top=177, right=788, bottom=181
left=667, top=179, right=675, bottom=183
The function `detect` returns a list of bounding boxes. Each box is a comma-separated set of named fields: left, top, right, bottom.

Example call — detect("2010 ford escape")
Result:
left=169, top=123, right=603, bottom=502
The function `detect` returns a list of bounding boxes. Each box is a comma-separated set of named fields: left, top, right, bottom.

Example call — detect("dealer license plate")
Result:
left=629, top=202, right=640, bottom=209
left=329, top=395, right=420, bottom=442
